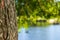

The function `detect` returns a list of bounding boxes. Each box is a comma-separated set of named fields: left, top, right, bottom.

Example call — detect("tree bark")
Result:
left=0, top=0, right=18, bottom=40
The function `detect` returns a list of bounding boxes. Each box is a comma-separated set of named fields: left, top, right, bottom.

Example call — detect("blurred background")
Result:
left=15, top=0, right=60, bottom=40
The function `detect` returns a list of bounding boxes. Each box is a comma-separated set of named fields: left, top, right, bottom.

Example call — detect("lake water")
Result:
left=18, top=25, right=60, bottom=40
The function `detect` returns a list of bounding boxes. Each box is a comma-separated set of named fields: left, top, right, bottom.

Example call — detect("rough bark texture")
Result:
left=0, top=0, right=18, bottom=40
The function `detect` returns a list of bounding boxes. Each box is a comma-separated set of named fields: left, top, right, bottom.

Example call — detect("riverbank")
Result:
left=17, top=16, right=60, bottom=29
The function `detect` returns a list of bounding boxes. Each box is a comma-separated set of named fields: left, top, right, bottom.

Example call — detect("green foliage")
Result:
left=15, top=0, right=60, bottom=29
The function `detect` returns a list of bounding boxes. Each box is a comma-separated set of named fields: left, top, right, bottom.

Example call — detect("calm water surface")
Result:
left=18, top=25, right=60, bottom=40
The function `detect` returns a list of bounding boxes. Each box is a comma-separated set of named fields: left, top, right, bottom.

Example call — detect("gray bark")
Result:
left=0, top=0, right=18, bottom=40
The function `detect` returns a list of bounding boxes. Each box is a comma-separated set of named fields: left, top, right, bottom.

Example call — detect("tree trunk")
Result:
left=0, top=0, right=18, bottom=40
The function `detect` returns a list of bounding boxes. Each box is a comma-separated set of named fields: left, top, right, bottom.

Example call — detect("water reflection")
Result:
left=18, top=25, right=60, bottom=40
left=18, top=28, right=29, bottom=40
